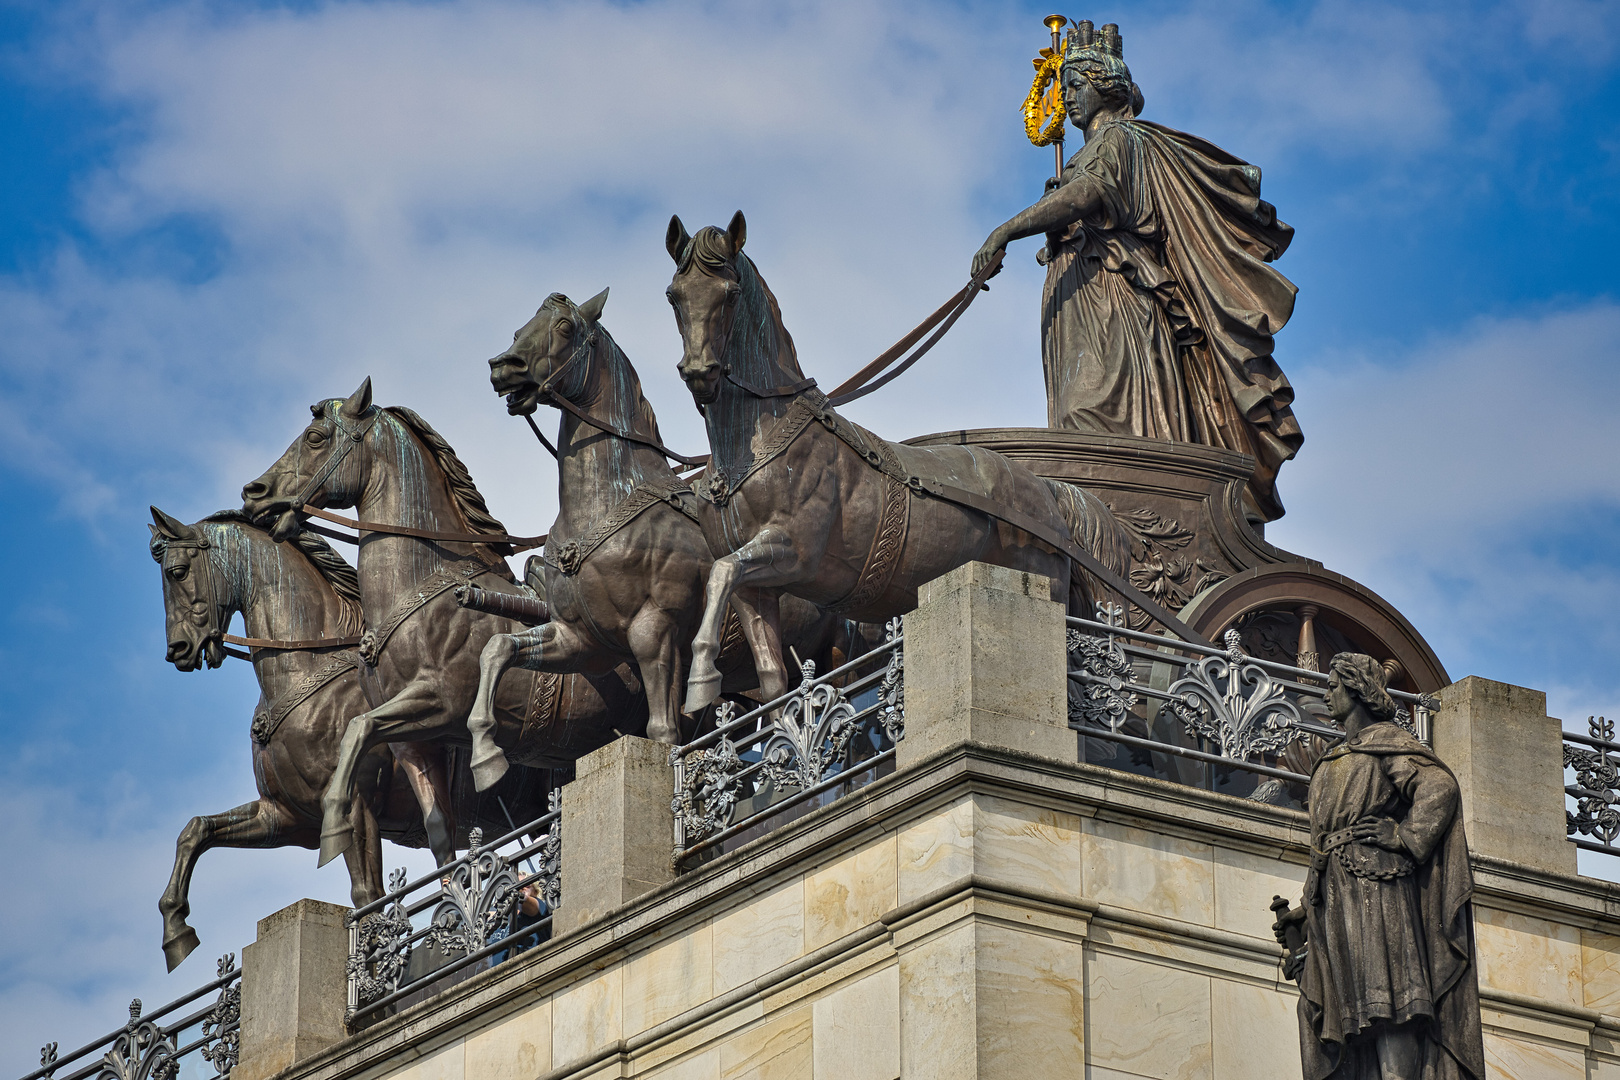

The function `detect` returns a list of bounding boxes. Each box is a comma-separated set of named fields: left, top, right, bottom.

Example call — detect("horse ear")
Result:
left=666, top=215, right=691, bottom=263
left=340, top=376, right=373, bottom=419
left=150, top=505, right=189, bottom=540
left=578, top=287, right=609, bottom=326
left=726, top=210, right=746, bottom=255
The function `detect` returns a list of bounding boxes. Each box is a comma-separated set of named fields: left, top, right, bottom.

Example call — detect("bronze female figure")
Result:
left=973, top=21, right=1301, bottom=522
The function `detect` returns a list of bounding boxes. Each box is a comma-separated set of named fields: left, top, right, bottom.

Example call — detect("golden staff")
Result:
left=1024, top=14, right=1068, bottom=180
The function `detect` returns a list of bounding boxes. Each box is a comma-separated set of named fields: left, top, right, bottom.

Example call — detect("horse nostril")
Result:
left=242, top=480, right=268, bottom=502
left=166, top=641, right=190, bottom=661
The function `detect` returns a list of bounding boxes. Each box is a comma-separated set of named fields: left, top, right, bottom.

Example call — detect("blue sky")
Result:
left=2, top=0, right=1618, bottom=1068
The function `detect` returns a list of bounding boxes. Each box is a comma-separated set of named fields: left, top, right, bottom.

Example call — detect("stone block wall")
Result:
left=241, top=564, right=1620, bottom=1080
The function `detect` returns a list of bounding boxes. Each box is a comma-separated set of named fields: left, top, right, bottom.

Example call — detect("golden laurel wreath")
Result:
left=1023, top=53, right=1066, bottom=147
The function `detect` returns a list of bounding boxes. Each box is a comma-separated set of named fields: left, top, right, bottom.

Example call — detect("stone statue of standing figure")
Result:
left=973, top=20, right=1302, bottom=522
left=1273, top=654, right=1485, bottom=1080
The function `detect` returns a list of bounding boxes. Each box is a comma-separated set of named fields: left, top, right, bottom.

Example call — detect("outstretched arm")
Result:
left=972, top=173, right=1104, bottom=277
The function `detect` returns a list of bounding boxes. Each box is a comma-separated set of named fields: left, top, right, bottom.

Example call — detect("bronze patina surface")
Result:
left=974, top=20, right=1300, bottom=523
left=243, top=379, right=639, bottom=866
left=667, top=212, right=1132, bottom=713
left=148, top=508, right=544, bottom=970
left=468, top=288, right=851, bottom=788
left=1275, top=655, right=1485, bottom=1080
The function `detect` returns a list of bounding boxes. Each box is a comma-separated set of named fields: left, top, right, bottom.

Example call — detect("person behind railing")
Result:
left=490, top=882, right=547, bottom=965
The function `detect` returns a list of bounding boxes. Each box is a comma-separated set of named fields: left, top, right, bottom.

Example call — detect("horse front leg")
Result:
left=159, top=799, right=303, bottom=971
left=391, top=742, right=456, bottom=867
left=469, top=627, right=536, bottom=791
left=686, top=554, right=744, bottom=713
left=320, top=687, right=441, bottom=867
left=730, top=586, right=789, bottom=705
left=341, top=794, right=386, bottom=908
left=686, top=525, right=816, bottom=712
left=628, top=607, right=682, bottom=744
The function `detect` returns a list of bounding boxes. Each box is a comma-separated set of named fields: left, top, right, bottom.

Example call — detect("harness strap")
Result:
left=545, top=388, right=710, bottom=468
left=251, top=650, right=359, bottom=745
left=226, top=632, right=364, bottom=651
left=703, top=388, right=1211, bottom=647
left=547, top=478, right=704, bottom=576
left=301, top=505, right=545, bottom=553
left=358, top=561, right=493, bottom=667
left=723, top=370, right=819, bottom=400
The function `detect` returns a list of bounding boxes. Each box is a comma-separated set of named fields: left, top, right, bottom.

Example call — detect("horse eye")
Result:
left=168, top=564, right=188, bottom=580
left=556, top=321, right=573, bottom=337
left=665, top=288, right=677, bottom=304
left=723, top=281, right=740, bottom=299
left=306, top=429, right=326, bottom=445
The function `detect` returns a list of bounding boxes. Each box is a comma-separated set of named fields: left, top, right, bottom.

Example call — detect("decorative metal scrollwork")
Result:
left=759, top=660, right=861, bottom=793
left=533, top=789, right=563, bottom=911
left=1067, top=602, right=1138, bottom=731
left=347, top=872, right=414, bottom=1006
left=878, top=619, right=905, bottom=743
left=672, top=705, right=744, bottom=848
left=99, top=1000, right=179, bottom=1080
left=40, top=1043, right=57, bottom=1078
left=199, top=954, right=240, bottom=1078
left=424, top=828, right=521, bottom=960
left=1566, top=716, right=1620, bottom=848
left=1166, top=629, right=1307, bottom=759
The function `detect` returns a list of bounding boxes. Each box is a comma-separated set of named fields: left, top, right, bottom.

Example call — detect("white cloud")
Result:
left=3, top=1, right=1620, bottom=1067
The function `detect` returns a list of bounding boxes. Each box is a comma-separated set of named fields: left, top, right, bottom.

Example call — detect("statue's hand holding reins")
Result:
left=972, top=232, right=1008, bottom=279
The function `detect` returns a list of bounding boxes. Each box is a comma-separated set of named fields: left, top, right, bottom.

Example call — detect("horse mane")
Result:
left=384, top=406, right=518, bottom=567
left=596, top=325, right=667, bottom=447
left=202, top=509, right=364, bottom=633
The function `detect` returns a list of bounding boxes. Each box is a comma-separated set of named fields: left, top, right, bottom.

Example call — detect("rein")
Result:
left=299, top=505, right=546, bottom=553
left=531, top=327, right=711, bottom=469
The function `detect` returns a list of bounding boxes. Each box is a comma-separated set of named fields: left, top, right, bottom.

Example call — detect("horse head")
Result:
left=242, top=377, right=376, bottom=541
left=489, top=288, right=610, bottom=416
left=149, top=506, right=229, bottom=671
left=666, top=211, right=748, bottom=405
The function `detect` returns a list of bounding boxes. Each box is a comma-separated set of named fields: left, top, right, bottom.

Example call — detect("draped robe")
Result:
left=1040, top=119, right=1302, bottom=520
left=1298, top=723, right=1486, bottom=1080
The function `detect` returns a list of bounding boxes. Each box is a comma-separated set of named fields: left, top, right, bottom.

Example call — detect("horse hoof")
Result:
left=470, top=750, right=510, bottom=793
left=318, top=827, right=352, bottom=868
left=162, top=926, right=201, bottom=973
left=684, top=671, right=722, bottom=714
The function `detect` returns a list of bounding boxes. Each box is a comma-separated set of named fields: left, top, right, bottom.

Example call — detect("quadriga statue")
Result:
left=1273, top=654, right=1485, bottom=1080
left=973, top=20, right=1301, bottom=523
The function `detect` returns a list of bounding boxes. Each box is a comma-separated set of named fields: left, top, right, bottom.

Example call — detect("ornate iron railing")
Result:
left=19, top=953, right=240, bottom=1080
left=1067, top=604, right=1438, bottom=806
left=671, top=621, right=904, bottom=863
left=1564, top=716, right=1620, bottom=855
left=344, top=795, right=561, bottom=1024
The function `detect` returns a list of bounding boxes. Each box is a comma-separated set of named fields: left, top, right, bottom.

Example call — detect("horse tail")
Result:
left=1042, top=478, right=1132, bottom=614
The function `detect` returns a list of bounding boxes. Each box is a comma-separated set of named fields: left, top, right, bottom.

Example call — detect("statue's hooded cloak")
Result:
left=1043, top=118, right=1302, bottom=520
left=1299, top=722, right=1486, bottom=1080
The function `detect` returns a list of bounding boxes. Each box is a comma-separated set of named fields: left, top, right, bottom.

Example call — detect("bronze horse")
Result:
left=242, top=380, right=642, bottom=866
left=470, top=288, right=855, bottom=787
left=149, top=507, right=462, bottom=971
left=666, top=212, right=1132, bottom=711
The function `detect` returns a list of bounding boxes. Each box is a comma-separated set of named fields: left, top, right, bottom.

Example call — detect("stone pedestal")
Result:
left=897, top=561, right=1072, bottom=767
left=556, top=735, right=677, bottom=934
left=1432, top=676, right=1576, bottom=876
left=235, top=899, right=348, bottom=1080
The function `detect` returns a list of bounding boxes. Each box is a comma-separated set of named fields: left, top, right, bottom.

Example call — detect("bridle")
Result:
left=156, top=530, right=360, bottom=664
left=529, top=316, right=710, bottom=469
left=281, top=402, right=546, bottom=554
